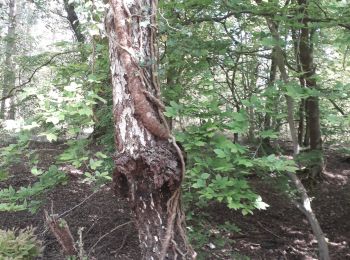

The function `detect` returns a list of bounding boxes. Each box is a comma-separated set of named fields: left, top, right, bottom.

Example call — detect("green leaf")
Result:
left=0, top=171, right=9, bottom=181
left=195, top=141, right=206, bottom=147
left=213, top=149, right=226, bottom=158
left=237, top=159, right=253, bottom=167
left=89, top=158, right=103, bottom=170
left=64, top=82, right=79, bottom=92
left=31, top=167, right=43, bottom=176
left=192, top=179, right=206, bottom=188
left=259, top=130, right=278, bottom=139
left=46, top=115, right=60, bottom=125
left=242, top=208, right=252, bottom=216
left=200, top=173, right=210, bottom=179
left=95, top=152, right=108, bottom=159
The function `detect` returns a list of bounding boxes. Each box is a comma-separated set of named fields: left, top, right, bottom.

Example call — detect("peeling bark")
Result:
left=106, top=1, right=194, bottom=259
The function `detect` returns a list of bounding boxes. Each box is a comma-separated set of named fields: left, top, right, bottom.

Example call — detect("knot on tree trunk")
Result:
left=113, top=140, right=182, bottom=199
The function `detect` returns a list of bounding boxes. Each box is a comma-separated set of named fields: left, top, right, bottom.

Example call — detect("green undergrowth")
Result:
left=0, top=227, right=43, bottom=259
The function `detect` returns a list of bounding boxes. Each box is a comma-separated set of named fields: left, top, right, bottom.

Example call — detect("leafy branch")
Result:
left=0, top=51, right=77, bottom=101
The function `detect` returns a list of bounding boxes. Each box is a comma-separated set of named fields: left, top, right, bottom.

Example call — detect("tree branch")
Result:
left=182, top=8, right=350, bottom=31
left=0, top=51, right=76, bottom=101
left=327, top=98, right=346, bottom=116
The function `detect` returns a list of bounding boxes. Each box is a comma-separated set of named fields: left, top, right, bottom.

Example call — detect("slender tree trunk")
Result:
left=268, top=22, right=300, bottom=155
left=291, top=28, right=306, bottom=147
left=105, top=1, right=195, bottom=259
left=1, top=0, right=17, bottom=120
left=255, top=1, right=329, bottom=258
left=297, top=0, right=323, bottom=178
left=261, top=47, right=277, bottom=154
left=303, top=98, right=310, bottom=146
left=63, top=0, right=85, bottom=43
left=247, top=63, right=259, bottom=143
left=8, top=97, right=15, bottom=119
left=298, top=99, right=305, bottom=146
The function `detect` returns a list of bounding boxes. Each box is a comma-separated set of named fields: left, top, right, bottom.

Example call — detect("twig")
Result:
left=88, top=221, right=133, bottom=254
left=158, top=10, right=180, bottom=31
left=57, top=190, right=99, bottom=219
left=111, top=230, right=130, bottom=253
left=257, top=221, right=284, bottom=240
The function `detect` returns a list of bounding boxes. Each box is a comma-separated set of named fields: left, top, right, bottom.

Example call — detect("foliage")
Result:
left=175, top=112, right=262, bottom=214
left=0, top=1, right=349, bottom=258
left=187, top=213, right=247, bottom=259
left=0, top=0, right=114, bottom=215
left=0, top=166, right=67, bottom=213
left=0, top=227, right=43, bottom=259
left=83, top=151, right=114, bottom=187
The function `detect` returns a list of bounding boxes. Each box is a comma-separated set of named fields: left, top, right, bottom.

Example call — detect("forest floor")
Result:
left=0, top=141, right=349, bottom=260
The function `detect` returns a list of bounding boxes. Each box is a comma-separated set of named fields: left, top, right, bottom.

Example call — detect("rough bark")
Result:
left=105, top=1, right=195, bottom=259
left=1, top=0, right=17, bottom=120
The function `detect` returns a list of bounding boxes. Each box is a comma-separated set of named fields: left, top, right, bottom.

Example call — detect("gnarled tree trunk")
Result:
left=105, top=1, right=195, bottom=259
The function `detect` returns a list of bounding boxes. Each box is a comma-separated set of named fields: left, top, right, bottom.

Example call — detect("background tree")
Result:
left=1, top=0, right=17, bottom=119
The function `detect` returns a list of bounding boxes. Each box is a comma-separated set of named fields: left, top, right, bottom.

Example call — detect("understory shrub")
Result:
left=0, top=227, right=43, bottom=259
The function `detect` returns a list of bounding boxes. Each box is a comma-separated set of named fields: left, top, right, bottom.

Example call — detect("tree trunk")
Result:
left=8, top=97, right=15, bottom=119
left=291, top=28, right=306, bottom=147
left=261, top=47, right=277, bottom=154
left=297, top=0, right=323, bottom=178
left=105, top=1, right=195, bottom=259
left=303, top=98, right=310, bottom=146
left=298, top=99, right=305, bottom=146
left=63, top=0, right=85, bottom=43
left=1, top=0, right=17, bottom=120
left=255, top=1, right=329, bottom=258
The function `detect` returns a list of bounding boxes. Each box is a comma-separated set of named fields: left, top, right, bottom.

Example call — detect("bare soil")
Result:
left=0, top=141, right=349, bottom=259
